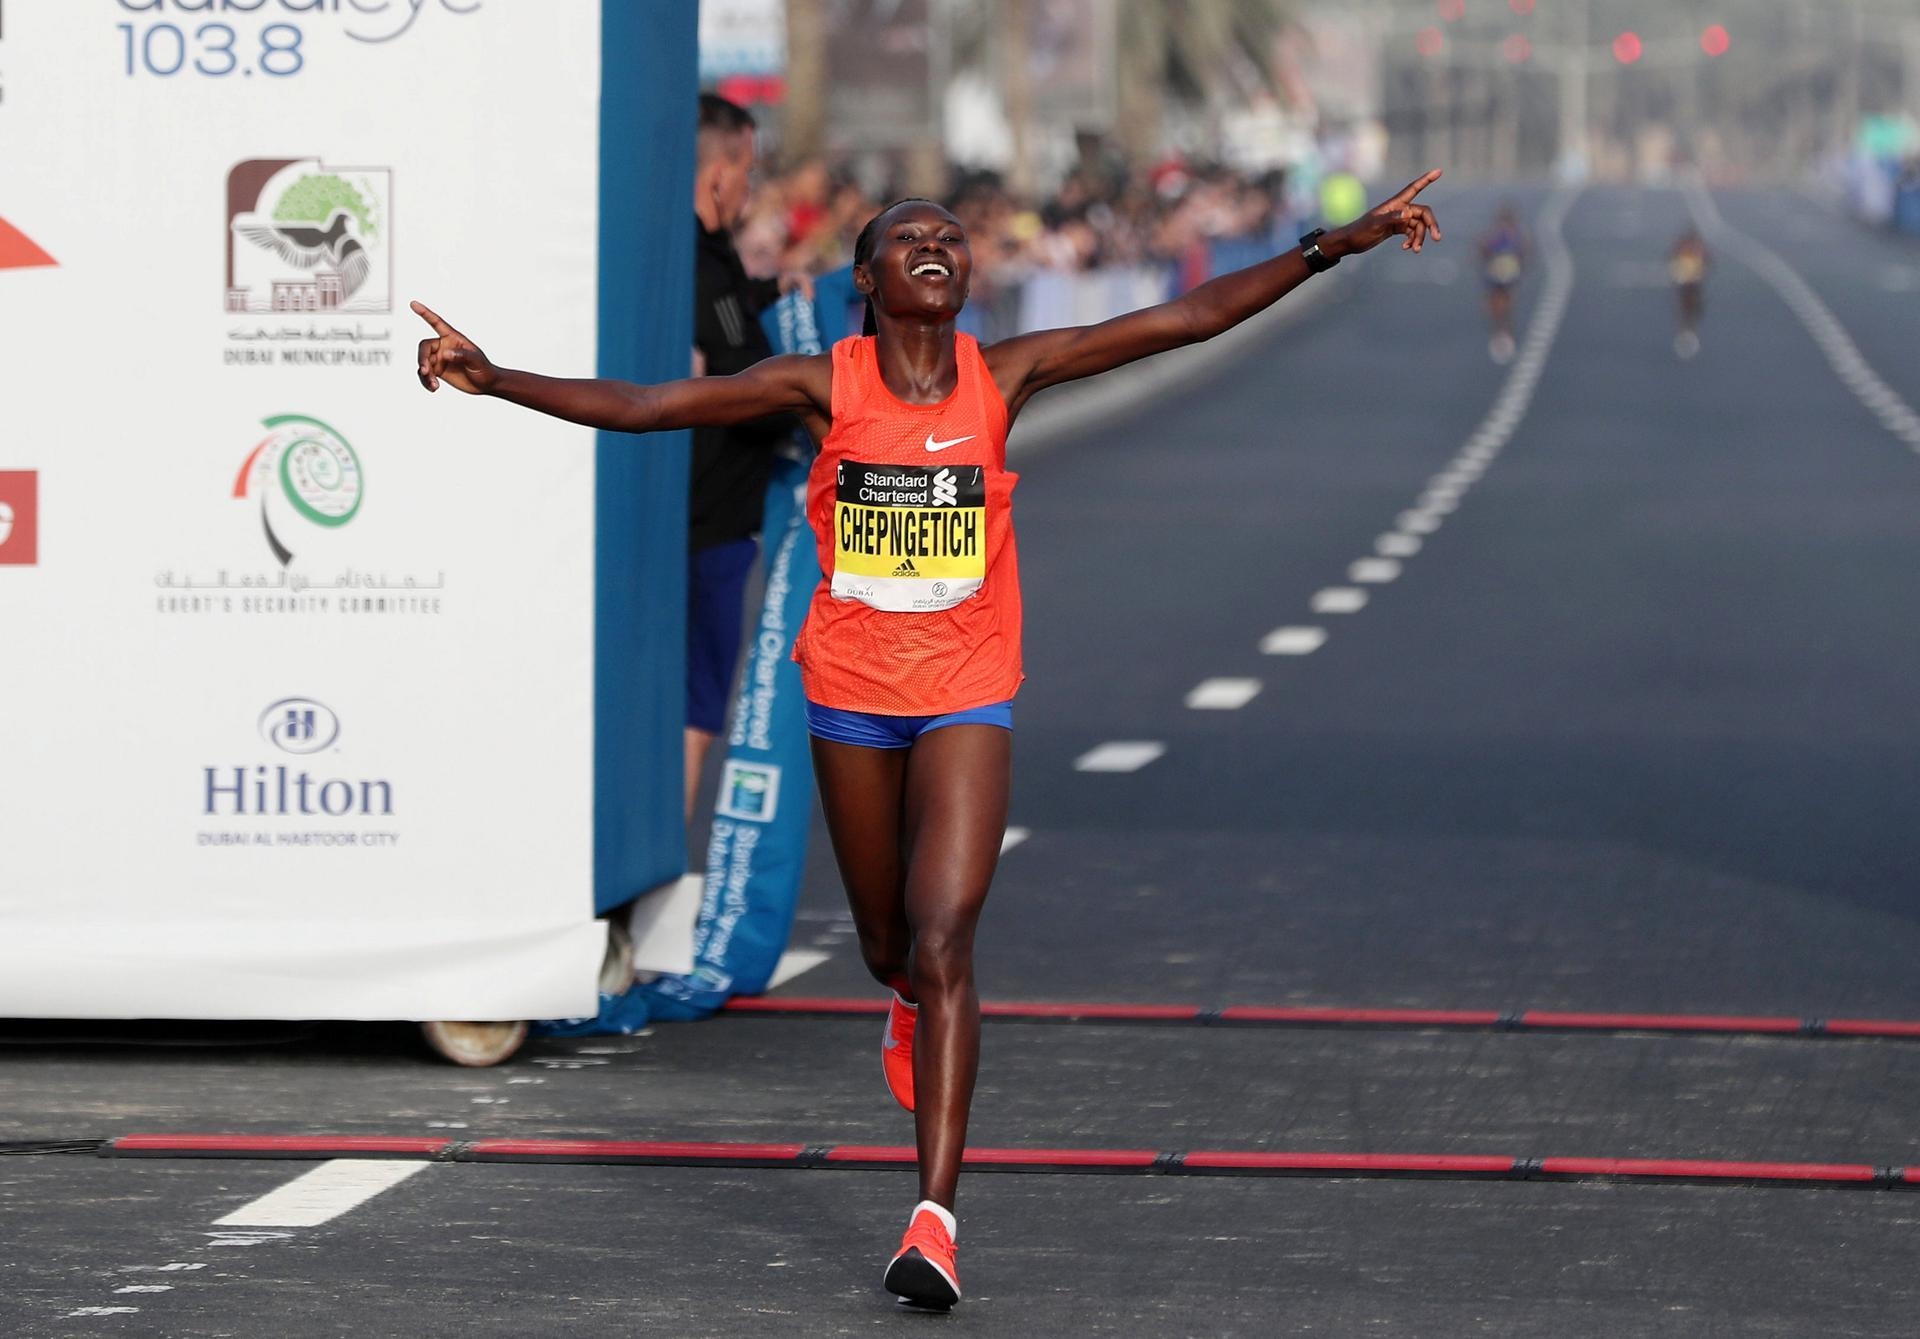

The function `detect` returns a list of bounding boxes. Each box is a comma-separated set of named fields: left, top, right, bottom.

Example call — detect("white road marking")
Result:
left=1184, top=678, right=1262, bottom=709
left=1000, top=826, right=1030, bottom=854
left=1261, top=625, right=1327, bottom=656
left=123, top=1264, right=204, bottom=1273
left=1685, top=177, right=1920, bottom=452
left=768, top=948, right=832, bottom=989
left=1348, top=558, right=1402, bottom=584
left=1311, top=587, right=1368, bottom=614
left=215, top=1162, right=426, bottom=1229
left=114, top=1286, right=172, bottom=1295
left=1376, top=532, right=1422, bottom=558
left=65, top=1308, right=140, bottom=1318
left=204, top=1230, right=293, bottom=1248
left=1397, top=511, right=1443, bottom=535
left=1073, top=741, right=1166, bottom=772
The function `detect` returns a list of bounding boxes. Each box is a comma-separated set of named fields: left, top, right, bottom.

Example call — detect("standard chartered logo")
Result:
left=931, top=469, right=958, bottom=507
left=0, top=502, right=12, bottom=548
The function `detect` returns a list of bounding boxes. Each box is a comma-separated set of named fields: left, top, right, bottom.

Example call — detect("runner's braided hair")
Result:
left=853, top=198, right=941, bottom=337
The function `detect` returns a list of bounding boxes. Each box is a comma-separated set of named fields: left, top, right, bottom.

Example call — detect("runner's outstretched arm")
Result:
left=411, top=301, right=830, bottom=437
left=987, top=171, right=1444, bottom=417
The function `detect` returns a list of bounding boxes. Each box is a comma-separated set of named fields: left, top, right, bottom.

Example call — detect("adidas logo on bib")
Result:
left=892, top=558, right=920, bottom=577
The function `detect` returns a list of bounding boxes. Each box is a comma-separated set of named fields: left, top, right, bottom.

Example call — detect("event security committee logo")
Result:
left=225, top=158, right=394, bottom=368
left=234, top=414, right=362, bottom=567
left=153, top=413, right=445, bottom=619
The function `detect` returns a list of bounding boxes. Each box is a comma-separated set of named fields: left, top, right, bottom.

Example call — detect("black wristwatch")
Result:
left=1299, top=228, right=1340, bottom=273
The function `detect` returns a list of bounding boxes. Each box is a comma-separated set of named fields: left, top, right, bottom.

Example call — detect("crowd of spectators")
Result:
left=730, top=151, right=1322, bottom=335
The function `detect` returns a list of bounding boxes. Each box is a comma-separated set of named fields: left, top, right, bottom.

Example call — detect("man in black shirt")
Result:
left=685, top=94, right=803, bottom=818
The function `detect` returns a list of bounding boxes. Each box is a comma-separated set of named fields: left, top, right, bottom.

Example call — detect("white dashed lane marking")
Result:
left=1073, top=742, right=1167, bottom=773
left=1348, top=558, right=1402, bottom=584
left=1261, top=626, right=1327, bottom=656
left=1311, top=587, right=1368, bottom=614
left=1375, top=533, right=1421, bottom=558
left=1685, top=177, right=1920, bottom=453
left=999, top=826, right=1030, bottom=854
left=1184, top=678, right=1263, bottom=710
left=215, top=1159, right=428, bottom=1229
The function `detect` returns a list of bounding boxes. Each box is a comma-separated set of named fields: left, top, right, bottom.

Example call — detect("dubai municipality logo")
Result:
left=233, top=415, right=363, bottom=567
left=225, top=159, right=391, bottom=315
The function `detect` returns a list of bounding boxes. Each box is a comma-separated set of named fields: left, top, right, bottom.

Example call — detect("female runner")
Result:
left=413, top=169, right=1443, bottom=1311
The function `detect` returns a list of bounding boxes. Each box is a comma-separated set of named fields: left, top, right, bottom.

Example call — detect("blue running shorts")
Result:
left=805, top=698, right=1014, bottom=749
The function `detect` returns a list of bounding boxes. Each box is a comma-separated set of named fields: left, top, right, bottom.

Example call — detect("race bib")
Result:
left=831, top=461, right=986, bottom=612
left=1487, top=253, right=1522, bottom=284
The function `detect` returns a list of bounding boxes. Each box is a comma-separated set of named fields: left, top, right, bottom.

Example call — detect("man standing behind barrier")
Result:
left=685, top=94, right=805, bottom=819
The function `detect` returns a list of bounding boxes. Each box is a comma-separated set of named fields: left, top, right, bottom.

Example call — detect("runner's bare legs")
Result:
left=811, top=724, right=1010, bottom=1206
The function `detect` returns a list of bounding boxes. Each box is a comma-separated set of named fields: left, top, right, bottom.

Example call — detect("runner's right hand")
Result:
left=412, top=300, right=498, bottom=395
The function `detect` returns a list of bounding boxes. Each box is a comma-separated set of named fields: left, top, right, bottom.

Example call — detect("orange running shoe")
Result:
left=882, top=994, right=916, bottom=1112
left=884, top=1204, right=960, bottom=1310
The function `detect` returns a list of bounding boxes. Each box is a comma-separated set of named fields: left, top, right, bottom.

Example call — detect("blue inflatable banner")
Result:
left=639, top=277, right=851, bottom=1020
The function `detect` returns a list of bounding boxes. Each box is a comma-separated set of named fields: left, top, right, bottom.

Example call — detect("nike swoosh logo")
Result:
left=924, top=434, right=975, bottom=453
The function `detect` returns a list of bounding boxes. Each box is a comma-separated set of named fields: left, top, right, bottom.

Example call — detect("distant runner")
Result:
left=1670, top=228, right=1709, bottom=359
left=413, top=171, right=1446, bottom=1314
left=1480, top=203, right=1528, bottom=364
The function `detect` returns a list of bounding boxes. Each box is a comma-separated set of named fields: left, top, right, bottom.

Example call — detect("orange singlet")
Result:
left=793, top=333, right=1023, bottom=715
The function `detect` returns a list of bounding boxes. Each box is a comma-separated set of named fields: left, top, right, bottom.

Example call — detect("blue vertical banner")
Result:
left=594, top=1, right=697, bottom=912
left=641, top=284, right=835, bottom=1020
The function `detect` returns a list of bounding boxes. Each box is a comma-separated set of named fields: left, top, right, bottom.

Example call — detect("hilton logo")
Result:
left=203, top=698, right=392, bottom=817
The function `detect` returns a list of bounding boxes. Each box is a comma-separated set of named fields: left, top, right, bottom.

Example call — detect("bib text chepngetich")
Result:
left=831, top=461, right=986, bottom=612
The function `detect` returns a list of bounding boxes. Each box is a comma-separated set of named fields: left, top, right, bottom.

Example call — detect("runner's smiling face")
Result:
left=857, top=203, right=971, bottom=325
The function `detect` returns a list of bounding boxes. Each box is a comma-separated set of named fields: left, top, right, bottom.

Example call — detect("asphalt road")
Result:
left=8, top=182, right=1920, bottom=1338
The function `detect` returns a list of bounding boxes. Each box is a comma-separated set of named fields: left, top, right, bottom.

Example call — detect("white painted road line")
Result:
left=215, top=1160, right=427, bottom=1229
left=1685, top=177, right=1920, bottom=453
left=1348, top=558, right=1402, bottom=584
left=768, top=949, right=831, bottom=989
left=1261, top=625, right=1327, bottom=656
left=1000, top=826, right=1030, bottom=854
left=1184, top=678, right=1262, bottom=710
left=1376, top=533, right=1422, bottom=558
left=1074, top=741, right=1166, bottom=773
left=1311, top=587, right=1369, bottom=614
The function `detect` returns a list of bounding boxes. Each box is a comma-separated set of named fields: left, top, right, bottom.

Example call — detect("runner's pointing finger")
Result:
left=410, top=299, right=458, bottom=339
left=1392, top=169, right=1445, bottom=205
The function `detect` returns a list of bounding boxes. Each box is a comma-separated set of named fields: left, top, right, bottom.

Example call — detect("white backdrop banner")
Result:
left=0, top=2, right=608, bottom=1018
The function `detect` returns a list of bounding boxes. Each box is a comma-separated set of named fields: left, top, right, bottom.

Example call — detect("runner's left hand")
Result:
left=1334, top=170, right=1444, bottom=257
